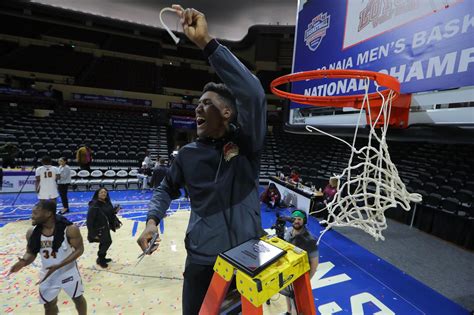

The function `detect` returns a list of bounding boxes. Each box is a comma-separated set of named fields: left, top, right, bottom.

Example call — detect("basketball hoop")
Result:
left=271, top=69, right=410, bottom=128
left=271, top=69, right=422, bottom=242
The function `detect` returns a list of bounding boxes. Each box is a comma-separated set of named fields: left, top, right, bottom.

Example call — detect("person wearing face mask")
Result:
left=137, top=5, right=267, bottom=314
left=281, top=210, right=318, bottom=315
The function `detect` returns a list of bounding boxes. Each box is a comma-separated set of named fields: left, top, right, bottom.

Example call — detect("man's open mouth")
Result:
left=197, top=117, right=206, bottom=126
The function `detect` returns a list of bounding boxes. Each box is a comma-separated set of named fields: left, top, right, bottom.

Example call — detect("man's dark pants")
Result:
left=182, top=259, right=214, bottom=315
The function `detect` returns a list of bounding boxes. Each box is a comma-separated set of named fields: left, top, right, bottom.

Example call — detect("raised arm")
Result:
left=173, top=5, right=267, bottom=152
left=209, top=44, right=267, bottom=152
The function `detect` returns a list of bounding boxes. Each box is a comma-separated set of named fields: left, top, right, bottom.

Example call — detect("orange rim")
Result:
left=270, top=69, right=400, bottom=108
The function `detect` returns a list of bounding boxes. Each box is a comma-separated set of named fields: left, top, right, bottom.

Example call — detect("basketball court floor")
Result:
left=0, top=189, right=470, bottom=314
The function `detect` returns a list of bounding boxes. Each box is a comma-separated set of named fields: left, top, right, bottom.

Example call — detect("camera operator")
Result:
left=281, top=210, right=318, bottom=315
left=271, top=213, right=292, bottom=239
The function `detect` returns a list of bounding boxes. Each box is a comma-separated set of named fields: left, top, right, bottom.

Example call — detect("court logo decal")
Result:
left=304, top=12, right=331, bottom=52
left=2, top=180, right=13, bottom=188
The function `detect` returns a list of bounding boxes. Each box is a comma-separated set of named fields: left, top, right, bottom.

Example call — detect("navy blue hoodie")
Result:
left=147, top=40, right=267, bottom=265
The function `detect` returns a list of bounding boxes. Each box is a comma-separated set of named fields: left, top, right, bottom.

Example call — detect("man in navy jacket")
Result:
left=137, top=5, right=267, bottom=314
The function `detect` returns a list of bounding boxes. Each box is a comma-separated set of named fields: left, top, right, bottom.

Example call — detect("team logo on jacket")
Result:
left=304, top=12, right=330, bottom=52
left=223, top=142, right=239, bottom=162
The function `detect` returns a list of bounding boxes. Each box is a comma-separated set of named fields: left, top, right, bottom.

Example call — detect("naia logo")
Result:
left=304, top=12, right=331, bottom=52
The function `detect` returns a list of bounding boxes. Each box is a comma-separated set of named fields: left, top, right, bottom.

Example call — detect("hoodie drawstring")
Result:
left=214, top=151, right=223, bottom=183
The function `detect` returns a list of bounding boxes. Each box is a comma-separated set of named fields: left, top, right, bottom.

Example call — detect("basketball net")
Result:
left=160, top=7, right=180, bottom=45
left=307, top=78, right=422, bottom=243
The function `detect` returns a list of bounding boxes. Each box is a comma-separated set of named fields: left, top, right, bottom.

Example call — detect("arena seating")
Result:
left=0, top=40, right=18, bottom=56
left=0, top=102, right=170, bottom=190
left=103, top=35, right=162, bottom=58
left=44, top=26, right=109, bottom=46
left=161, top=65, right=215, bottom=90
left=0, top=44, right=93, bottom=76
left=0, top=10, right=471, bottom=250
left=0, top=14, right=51, bottom=39
left=257, top=70, right=290, bottom=93
left=77, top=57, right=160, bottom=93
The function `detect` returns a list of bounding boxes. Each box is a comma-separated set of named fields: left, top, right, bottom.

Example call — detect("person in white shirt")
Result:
left=35, top=156, right=60, bottom=202
left=58, top=157, right=72, bottom=214
left=143, top=150, right=153, bottom=169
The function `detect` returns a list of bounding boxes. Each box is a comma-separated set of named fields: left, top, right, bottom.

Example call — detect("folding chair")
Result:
left=115, top=169, right=129, bottom=190
left=89, top=170, right=104, bottom=190
left=127, top=169, right=140, bottom=189
left=75, top=170, right=90, bottom=191
left=102, top=170, right=116, bottom=190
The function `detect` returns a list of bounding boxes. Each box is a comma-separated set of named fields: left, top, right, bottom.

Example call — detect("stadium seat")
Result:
left=415, top=193, right=442, bottom=233
left=117, top=151, right=128, bottom=161
left=75, top=170, right=90, bottom=191
left=44, top=143, right=55, bottom=151
left=115, top=170, right=128, bottom=190
left=50, top=149, right=61, bottom=159
left=127, top=169, right=140, bottom=189
left=431, top=197, right=460, bottom=241
left=456, top=189, right=473, bottom=206
left=36, top=149, right=49, bottom=159
left=23, top=149, right=36, bottom=161
left=61, top=150, right=73, bottom=160
left=438, top=185, right=455, bottom=198
left=33, top=142, right=43, bottom=150
left=102, top=170, right=116, bottom=190
left=89, top=170, right=104, bottom=190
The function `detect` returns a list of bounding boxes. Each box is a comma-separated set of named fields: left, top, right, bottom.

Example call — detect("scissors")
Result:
left=136, top=232, right=159, bottom=266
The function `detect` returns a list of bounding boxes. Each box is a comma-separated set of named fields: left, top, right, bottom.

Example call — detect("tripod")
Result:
left=11, top=159, right=38, bottom=206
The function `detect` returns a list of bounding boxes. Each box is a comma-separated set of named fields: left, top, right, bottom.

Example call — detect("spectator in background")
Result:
left=313, top=177, right=339, bottom=218
left=260, top=183, right=281, bottom=209
left=57, top=157, right=71, bottom=214
left=322, top=177, right=338, bottom=204
left=169, top=145, right=180, bottom=165
left=289, top=168, right=301, bottom=184
left=86, top=188, right=122, bottom=268
left=150, top=158, right=169, bottom=188
left=35, top=156, right=60, bottom=202
left=281, top=210, right=318, bottom=315
left=137, top=162, right=152, bottom=189
left=139, top=162, right=152, bottom=176
left=143, top=150, right=153, bottom=169
left=76, top=143, right=92, bottom=171
left=0, top=142, right=19, bottom=168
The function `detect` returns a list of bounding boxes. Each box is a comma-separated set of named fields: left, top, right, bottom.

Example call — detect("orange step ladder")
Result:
left=199, top=236, right=316, bottom=315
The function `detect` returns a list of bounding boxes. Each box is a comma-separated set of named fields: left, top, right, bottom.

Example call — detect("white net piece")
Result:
left=308, top=78, right=422, bottom=243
